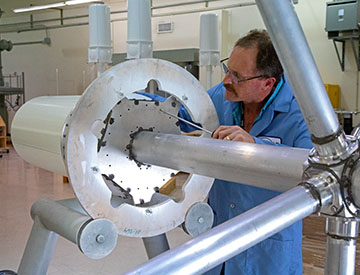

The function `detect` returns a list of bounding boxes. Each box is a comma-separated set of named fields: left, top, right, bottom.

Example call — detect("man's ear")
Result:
left=259, top=77, right=276, bottom=101
left=264, top=77, right=276, bottom=93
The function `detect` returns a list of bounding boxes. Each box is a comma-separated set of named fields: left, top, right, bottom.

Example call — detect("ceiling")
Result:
left=0, top=0, right=125, bottom=19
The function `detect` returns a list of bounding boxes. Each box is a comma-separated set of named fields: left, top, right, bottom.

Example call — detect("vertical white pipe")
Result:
left=127, top=0, right=153, bottom=59
left=88, top=4, right=112, bottom=74
left=200, top=13, right=219, bottom=90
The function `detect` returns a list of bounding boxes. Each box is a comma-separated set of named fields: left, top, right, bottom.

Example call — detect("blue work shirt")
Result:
left=198, top=77, right=312, bottom=275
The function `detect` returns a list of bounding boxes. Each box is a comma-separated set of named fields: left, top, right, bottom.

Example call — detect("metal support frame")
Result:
left=142, top=234, right=170, bottom=259
left=127, top=0, right=360, bottom=273
left=325, top=217, right=359, bottom=274
left=127, top=184, right=327, bottom=274
left=17, top=198, right=118, bottom=275
left=332, top=37, right=360, bottom=72
left=7, top=0, right=360, bottom=274
left=333, top=39, right=346, bottom=72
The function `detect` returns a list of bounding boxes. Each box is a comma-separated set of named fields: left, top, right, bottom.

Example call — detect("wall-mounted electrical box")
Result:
left=326, top=0, right=360, bottom=35
left=325, top=1, right=360, bottom=71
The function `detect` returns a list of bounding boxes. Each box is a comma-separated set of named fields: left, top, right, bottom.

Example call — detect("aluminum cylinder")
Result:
left=325, top=217, right=359, bottom=275
left=126, top=185, right=320, bottom=275
left=325, top=237, right=357, bottom=275
left=255, top=0, right=340, bottom=141
left=132, top=131, right=310, bottom=192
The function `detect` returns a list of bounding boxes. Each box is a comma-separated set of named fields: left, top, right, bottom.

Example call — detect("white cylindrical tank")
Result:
left=199, top=13, right=220, bottom=66
left=88, top=4, right=112, bottom=64
left=11, top=96, right=79, bottom=175
left=126, top=0, right=153, bottom=59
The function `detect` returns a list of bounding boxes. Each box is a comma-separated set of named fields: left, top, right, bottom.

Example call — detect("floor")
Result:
left=0, top=146, right=191, bottom=274
left=1, top=146, right=359, bottom=274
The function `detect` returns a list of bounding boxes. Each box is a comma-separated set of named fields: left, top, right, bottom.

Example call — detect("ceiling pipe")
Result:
left=0, top=1, right=256, bottom=34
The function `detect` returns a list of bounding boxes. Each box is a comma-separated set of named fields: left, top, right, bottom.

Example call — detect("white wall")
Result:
left=1, top=0, right=360, bottom=129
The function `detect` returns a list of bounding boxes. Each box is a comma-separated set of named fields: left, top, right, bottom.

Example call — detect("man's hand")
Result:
left=212, top=125, right=255, bottom=143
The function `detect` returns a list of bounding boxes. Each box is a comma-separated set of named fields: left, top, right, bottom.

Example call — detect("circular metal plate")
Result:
left=65, top=58, right=219, bottom=237
left=78, top=218, right=118, bottom=259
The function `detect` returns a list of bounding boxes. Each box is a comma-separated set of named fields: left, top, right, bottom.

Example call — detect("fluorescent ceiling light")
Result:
left=13, top=0, right=100, bottom=13
left=14, top=3, right=66, bottom=13
left=66, top=0, right=98, bottom=5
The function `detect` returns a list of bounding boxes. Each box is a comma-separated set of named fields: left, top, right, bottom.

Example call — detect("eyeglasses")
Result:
left=220, top=57, right=267, bottom=84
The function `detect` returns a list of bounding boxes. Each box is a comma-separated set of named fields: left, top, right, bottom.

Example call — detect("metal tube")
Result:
left=0, top=3, right=256, bottom=34
left=58, top=198, right=87, bottom=215
left=325, top=217, right=359, bottom=275
left=151, top=3, right=255, bottom=18
left=255, top=0, right=340, bottom=140
left=30, top=198, right=90, bottom=244
left=325, top=237, right=357, bottom=275
left=151, top=0, right=220, bottom=10
left=0, top=0, right=214, bottom=29
left=142, top=234, right=170, bottom=259
left=29, top=198, right=119, bottom=259
left=126, top=185, right=320, bottom=275
left=12, top=40, right=45, bottom=46
left=132, top=132, right=309, bottom=192
left=17, top=216, right=59, bottom=275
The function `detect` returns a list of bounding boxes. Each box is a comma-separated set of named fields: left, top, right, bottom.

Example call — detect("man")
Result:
left=180, top=29, right=312, bottom=274
left=140, top=29, right=312, bottom=274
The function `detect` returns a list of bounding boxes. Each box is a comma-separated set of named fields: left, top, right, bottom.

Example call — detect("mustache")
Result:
left=224, top=83, right=235, bottom=93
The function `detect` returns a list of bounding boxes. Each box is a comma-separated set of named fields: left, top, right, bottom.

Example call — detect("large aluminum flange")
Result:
left=65, top=58, right=219, bottom=237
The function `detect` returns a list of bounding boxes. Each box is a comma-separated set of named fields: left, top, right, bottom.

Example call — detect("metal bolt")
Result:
left=198, top=217, right=204, bottom=224
left=91, top=166, right=99, bottom=173
left=326, top=176, right=333, bottom=184
left=96, top=234, right=105, bottom=244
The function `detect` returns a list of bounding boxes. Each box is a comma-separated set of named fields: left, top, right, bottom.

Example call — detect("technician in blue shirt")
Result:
left=140, top=29, right=312, bottom=274
left=180, top=29, right=312, bottom=275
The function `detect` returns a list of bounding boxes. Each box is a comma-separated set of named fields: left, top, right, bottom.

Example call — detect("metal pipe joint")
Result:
left=304, top=139, right=360, bottom=219
left=309, top=131, right=358, bottom=165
